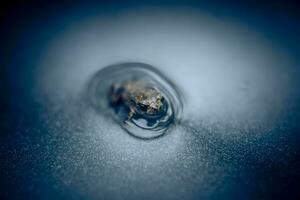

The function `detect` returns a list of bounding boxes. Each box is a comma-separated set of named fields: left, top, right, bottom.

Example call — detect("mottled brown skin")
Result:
left=109, top=80, right=164, bottom=119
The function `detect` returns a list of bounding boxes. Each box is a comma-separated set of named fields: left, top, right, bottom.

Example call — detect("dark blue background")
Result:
left=1, top=1, right=300, bottom=199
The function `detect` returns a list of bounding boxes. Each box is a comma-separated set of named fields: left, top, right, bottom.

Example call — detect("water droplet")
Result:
left=87, top=62, right=183, bottom=139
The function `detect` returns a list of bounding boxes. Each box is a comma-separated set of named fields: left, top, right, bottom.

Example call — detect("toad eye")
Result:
left=87, top=62, right=183, bottom=139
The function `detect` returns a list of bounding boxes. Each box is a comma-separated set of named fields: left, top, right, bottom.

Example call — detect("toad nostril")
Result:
left=87, top=62, right=183, bottom=139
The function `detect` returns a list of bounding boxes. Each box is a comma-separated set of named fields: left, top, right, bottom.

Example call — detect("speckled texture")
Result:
left=1, top=2, right=300, bottom=200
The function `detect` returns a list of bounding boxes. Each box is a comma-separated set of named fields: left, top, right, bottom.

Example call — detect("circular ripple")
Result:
left=87, top=62, right=183, bottom=139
